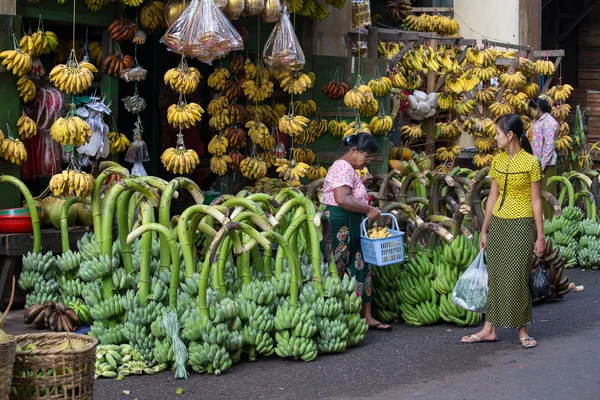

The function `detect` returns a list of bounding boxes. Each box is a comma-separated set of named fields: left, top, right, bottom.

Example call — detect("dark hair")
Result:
left=529, top=97, right=552, bottom=113
left=344, top=132, right=378, bottom=153
left=495, top=114, right=533, bottom=155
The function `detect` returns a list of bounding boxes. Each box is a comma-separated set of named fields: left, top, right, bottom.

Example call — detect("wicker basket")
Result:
left=0, top=339, right=17, bottom=400
left=10, top=333, right=97, bottom=400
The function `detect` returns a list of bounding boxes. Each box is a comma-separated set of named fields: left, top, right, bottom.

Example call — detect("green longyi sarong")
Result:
left=324, top=205, right=372, bottom=304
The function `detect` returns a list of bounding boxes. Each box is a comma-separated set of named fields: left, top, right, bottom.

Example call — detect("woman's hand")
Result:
left=534, top=237, right=545, bottom=257
left=479, top=232, right=488, bottom=251
left=367, top=206, right=381, bottom=221
left=361, top=174, right=373, bottom=186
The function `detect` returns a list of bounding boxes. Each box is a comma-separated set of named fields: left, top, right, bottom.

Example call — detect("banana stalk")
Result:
left=316, top=212, right=336, bottom=276
left=567, top=172, right=592, bottom=191
left=139, top=201, right=155, bottom=306
left=377, top=170, right=402, bottom=206
left=275, top=208, right=306, bottom=278
left=60, top=196, right=89, bottom=255
left=127, top=223, right=181, bottom=307
left=247, top=193, right=281, bottom=214
left=263, top=231, right=300, bottom=309
left=408, top=222, right=454, bottom=257
left=398, top=172, right=428, bottom=203
left=425, top=215, right=473, bottom=240
left=210, top=194, right=234, bottom=205
left=209, top=221, right=271, bottom=264
left=218, top=237, right=233, bottom=292
left=575, top=190, right=597, bottom=221
left=0, top=175, right=41, bottom=253
left=381, top=202, right=423, bottom=225
left=540, top=190, right=561, bottom=218
left=92, top=165, right=130, bottom=239
left=548, top=176, right=575, bottom=209
left=430, top=174, right=465, bottom=216
left=117, top=191, right=136, bottom=275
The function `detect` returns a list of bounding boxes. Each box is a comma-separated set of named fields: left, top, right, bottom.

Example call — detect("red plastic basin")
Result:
left=0, top=207, right=41, bottom=234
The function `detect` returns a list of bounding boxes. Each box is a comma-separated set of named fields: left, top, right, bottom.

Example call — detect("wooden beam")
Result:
left=435, top=46, right=471, bottom=92
left=559, top=0, right=600, bottom=42
left=482, top=38, right=532, bottom=52
left=411, top=7, right=454, bottom=13
left=390, top=40, right=419, bottom=67
left=533, top=50, right=565, bottom=58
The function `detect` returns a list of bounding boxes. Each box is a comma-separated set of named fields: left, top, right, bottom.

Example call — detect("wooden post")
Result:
left=425, top=34, right=438, bottom=167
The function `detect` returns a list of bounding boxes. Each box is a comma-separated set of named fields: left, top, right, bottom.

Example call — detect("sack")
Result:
left=452, top=250, right=488, bottom=313
left=529, top=265, right=551, bottom=300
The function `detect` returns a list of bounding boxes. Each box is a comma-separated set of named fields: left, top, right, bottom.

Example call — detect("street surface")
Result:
left=4, top=268, right=599, bottom=399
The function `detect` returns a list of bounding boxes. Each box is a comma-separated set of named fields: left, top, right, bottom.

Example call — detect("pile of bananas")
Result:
left=95, top=344, right=147, bottom=379
left=378, top=41, right=402, bottom=60
left=551, top=103, right=571, bottom=121
left=279, top=115, right=309, bottom=136
left=276, top=159, right=310, bottom=186
left=207, top=67, right=230, bottom=91
left=294, top=119, right=328, bottom=145
left=503, top=89, right=529, bottom=110
left=20, top=30, right=59, bottom=57
left=49, top=170, right=95, bottom=198
left=253, top=177, right=292, bottom=194
left=246, top=120, right=275, bottom=149
left=237, top=281, right=277, bottom=358
left=293, top=148, right=316, bottom=165
left=368, top=77, right=393, bottom=97
left=534, top=59, right=555, bottom=76
left=108, top=131, right=130, bottom=154
left=473, top=65, right=499, bottom=81
left=164, top=64, right=202, bottom=94
left=1, top=136, right=27, bottom=165
left=16, top=76, right=36, bottom=102
left=240, top=157, right=268, bottom=180
left=209, top=154, right=233, bottom=176
left=371, top=263, right=401, bottom=323
left=367, top=226, right=393, bottom=239
left=473, top=153, right=493, bottom=168
left=50, top=60, right=97, bottom=94
left=140, top=1, right=166, bottom=33
left=499, top=71, right=527, bottom=89
left=474, top=135, right=496, bottom=152
left=437, top=93, right=454, bottom=110
left=436, top=120, right=461, bottom=140
left=400, top=123, right=423, bottom=141
left=50, top=116, right=92, bottom=146
left=358, top=98, right=379, bottom=118
left=370, top=115, right=394, bottom=135
left=328, top=120, right=348, bottom=138
left=23, top=302, right=79, bottom=332
left=242, top=78, right=275, bottom=103
left=228, top=150, right=244, bottom=170
left=522, top=82, right=540, bottom=98
left=397, top=253, right=439, bottom=326
left=279, top=71, right=313, bottom=95
left=0, top=48, right=32, bottom=76
left=88, top=41, right=103, bottom=68
left=207, top=96, right=228, bottom=116
left=274, top=302, right=318, bottom=361
left=489, top=101, right=513, bottom=118
left=322, top=80, right=349, bottom=99
left=435, top=146, right=461, bottom=163
left=343, top=85, right=375, bottom=109
left=548, top=84, right=573, bottom=102
left=17, top=114, right=37, bottom=139
left=454, top=99, right=476, bottom=116
left=161, top=145, right=200, bottom=175
left=167, top=102, right=204, bottom=129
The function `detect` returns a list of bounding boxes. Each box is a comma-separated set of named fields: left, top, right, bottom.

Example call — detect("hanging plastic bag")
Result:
left=125, top=118, right=150, bottom=176
left=263, top=5, right=305, bottom=71
left=352, top=0, right=372, bottom=31
left=452, top=250, right=488, bottom=313
left=530, top=265, right=551, bottom=301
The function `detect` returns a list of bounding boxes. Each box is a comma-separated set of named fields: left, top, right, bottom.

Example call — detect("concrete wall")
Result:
left=453, top=0, right=520, bottom=45
left=0, top=0, right=16, bottom=15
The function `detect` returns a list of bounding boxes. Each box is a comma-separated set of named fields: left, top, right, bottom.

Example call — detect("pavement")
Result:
left=3, top=268, right=599, bottom=400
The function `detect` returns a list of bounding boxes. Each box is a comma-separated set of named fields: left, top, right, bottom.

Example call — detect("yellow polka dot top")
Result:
left=489, top=150, right=541, bottom=219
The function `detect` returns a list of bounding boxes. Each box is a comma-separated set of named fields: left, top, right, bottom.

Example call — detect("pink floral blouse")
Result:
left=323, top=160, right=369, bottom=206
left=531, top=112, right=558, bottom=170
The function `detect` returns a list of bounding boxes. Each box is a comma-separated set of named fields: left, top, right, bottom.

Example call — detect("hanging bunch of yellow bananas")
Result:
left=435, top=146, right=461, bottom=163
left=257, top=150, right=275, bottom=168
left=548, top=84, right=574, bottom=102
left=306, top=164, right=327, bottom=181
left=20, top=29, right=59, bottom=57
left=207, top=135, right=228, bottom=156
left=164, top=61, right=202, bottom=94
left=343, top=121, right=371, bottom=139
left=378, top=42, right=402, bottom=60
left=209, top=154, right=232, bottom=176
left=463, top=117, right=486, bottom=136
left=444, top=74, right=466, bottom=94
left=551, top=103, right=571, bottom=121
left=474, top=137, right=496, bottom=153
left=370, top=115, right=394, bottom=135
left=139, top=1, right=166, bottom=33
left=473, top=65, right=499, bottom=81
left=16, top=76, right=36, bottom=103
left=555, top=135, right=573, bottom=152
left=17, top=114, right=37, bottom=139
left=88, top=41, right=103, bottom=69
left=498, top=71, right=527, bottom=89
left=489, top=101, right=513, bottom=118
left=246, top=120, right=275, bottom=149
left=279, top=114, right=310, bottom=136
left=534, top=59, right=555, bottom=76
left=207, top=96, right=229, bottom=115
left=108, top=132, right=130, bottom=154
left=436, top=120, right=461, bottom=140
left=84, top=0, right=109, bottom=12
left=240, top=157, right=267, bottom=180
left=558, top=121, right=570, bottom=137
left=328, top=120, right=348, bottom=138
left=503, top=89, right=529, bottom=110
left=454, top=99, right=477, bottom=116
left=517, top=57, right=535, bottom=77
left=50, top=114, right=92, bottom=146
left=403, top=14, right=459, bottom=36
left=400, top=124, right=423, bottom=141
left=207, top=67, right=230, bottom=91
left=242, top=77, right=275, bottom=103
left=391, top=69, right=423, bottom=90
left=460, top=71, right=481, bottom=92
left=293, top=100, right=317, bottom=118
left=359, top=98, right=379, bottom=118
left=167, top=101, right=204, bottom=129
left=276, top=158, right=310, bottom=187
left=437, top=93, right=454, bottom=110
left=521, top=82, right=540, bottom=98
left=344, top=84, right=374, bottom=109
left=294, top=148, right=316, bottom=165
left=473, top=153, right=494, bottom=168
left=368, top=77, right=393, bottom=97
left=473, top=87, right=498, bottom=104
left=295, top=119, right=328, bottom=145
left=279, top=71, right=313, bottom=95
left=1, top=135, right=27, bottom=165
left=49, top=170, right=94, bottom=198
left=0, top=47, right=32, bottom=76
left=49, top=55, right=97, bottom=94
left=209, top=109, right=230, bottom=130
left=161, top=135, right=200, bottom=175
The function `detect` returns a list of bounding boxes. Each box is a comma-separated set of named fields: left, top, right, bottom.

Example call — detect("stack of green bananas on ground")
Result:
left=238, top=280, right=277, bottom=359
left=443, top=234, right=479, bottom=271
left=438, top=292, right=483, bottom=326
left=396, top=250, right=440, bottom=326
left=371, top=263, right=401, bottom=323
left=577, top=219, right=600, bottom=269
left=77, top=232, right=102, bottom=261
left=67, top=299, right=93, bottom=325
left=56, top=249, right=81, bottom=276
left=79, top=254, right=120, bottom=283
left=274, top=301, right=319, bottom=361
left=19, top=252, right=57, bottom=307
left=95, top=344, right=160, bottom=379
left=340, top=274, right=368, bottom=347
left=544, top=207, right=583, bottom=268
left=57, top=276, right=84, bottom=304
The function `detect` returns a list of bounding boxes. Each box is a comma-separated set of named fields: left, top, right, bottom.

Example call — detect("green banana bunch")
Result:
left=210, top=297, right=240, bottom=324
left=341, top=273, right=357, bottom=294
left=79, top=254, right=119, bottom=282
left=33, top=278, right=59, bottom=296
left=579, top=219, right=600, bottom=236
left=316, top=317, right=348, bottom=354
left=22, top=251, right=56, bottom=278
left=83, top=282, right=104, bottom=306
left=322, top=274, right=343, bottom=298
left=68, top=299, right=92, bottom=324
left=372, top=263, right=399, bottom=291
left=271, top=272, right=291, bottom=296
left=148, top=278, right=168, bottom=303
left=562, top=206, right=584, bottom=221
left=577, top=247, right=600, bottom=269
left=241, top=281, right=277, bottom=306
left=314, top=297, right=342, bottom=319
left=154, top=337, right=175, bottom=364
left=24, top=292, right=58, bottom=309
left=396, top=271, right=436, bottom=305
left=90, top=294, right=125, bottom=321
left=183, top=309, right=207, bottom=342
left=443, top=235, right=478, bottom=270
left=77, top=233, right=102, bottom=261
left=371, top=289, right=401, bottom=323
left=403, top=253, right=435, bottom=278
left=400, top=300, right=440, bottom=326
left=188, top=342, right=232, bottom=375
left=343, top=312, right=368, bottom=347
left=58, top=276, right=84, bottom=299
left=89, top=321, right=127, bottom=344
left=274, top=301, right=314, bottom=331
left=179, top=273, right=201, bottom=297
left=342, top=292, right=362, bottom=314
left=56, top=249, right=81, bottom=275
left=18, top=270, right=42, bottom=291
left=127, top=300, right=164, bottom=326
left=274, top=330, right=318, bottom=361
left=439, top=293, right=482, bottom=326
left=433, top=262, right=458, bottom=294
left=111, top=269, right=134, bottom=293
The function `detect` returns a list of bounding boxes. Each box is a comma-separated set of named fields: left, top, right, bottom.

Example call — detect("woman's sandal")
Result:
left=369, top=323, right=392, bottom=331
left=461, top=334, right=497, bottom=344
left=520, top=337, right=537, bottom=348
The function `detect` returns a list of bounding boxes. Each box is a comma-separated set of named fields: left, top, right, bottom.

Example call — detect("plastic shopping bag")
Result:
left=529, top=265, right=551, bottom=301
left=452, top=250, right=488, bottom=313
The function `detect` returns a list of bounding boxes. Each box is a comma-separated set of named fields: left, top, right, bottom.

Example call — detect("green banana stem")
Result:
left=232, top=210, right=274, bottom=231
left=236, top=190, right=250, bottom=198
left=0, top=175, right=41, bottom=253
left=210, top=194, right=234, bottom=206
left=99, top=182, right=127, bottom=299
left=408, top=223, right=454, bottom=256
left=548, top=176, right=575, bottom=208
left=198, top=252, right=212, bottom=320
left=60, top=196, right=83, bottom=254
left=223, top=197, right=264, bottom=217
left=380, top=202, right=423, bottom=225
left=246, top=193, right=281, bottom=214
left=117, top=191, right=136, bottom=275
left=263, top=231, right=300, bottom=309
left=274, top=187, right=304, bottom=204
left=238, top=247, right=252, bottom=287
left=250, top=245, right=264, bottom=277
left=138, top=202, right=155, bottom=306
left=576, top=190, right=597, bottom=221
left=209, top=222, right=270, bottom=264
left=218, top=237, right=233, bottom=292
left=568, top=172, right=593, bottom=190
left=92, top=166, right=130, bottom=239
left=275, top=208, right=306, bottom=278
left=398, top=172, right=428, bottom=203
left=127, top=223, right=180, bottom=307
left=128, top=192, right=138, bottom=231
left=187, top=213, right=204, bottom=261
left=540, top=190, right=562, bottom=219
left=378, top=170, right=401, bottom=204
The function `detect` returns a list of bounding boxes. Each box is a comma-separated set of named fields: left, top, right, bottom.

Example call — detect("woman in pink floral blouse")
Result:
left=529, top=97, right=558, bottom=217
left=322, top=133, right=391, bottom=330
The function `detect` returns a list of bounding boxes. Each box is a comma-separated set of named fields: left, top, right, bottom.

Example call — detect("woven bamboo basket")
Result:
left=10, top=333, right=97, bottom=400
left=0, top=339, right=17, bottom=400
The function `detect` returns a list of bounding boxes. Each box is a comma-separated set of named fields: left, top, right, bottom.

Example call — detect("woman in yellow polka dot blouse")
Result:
left=462, top=114, right=545, bottom=348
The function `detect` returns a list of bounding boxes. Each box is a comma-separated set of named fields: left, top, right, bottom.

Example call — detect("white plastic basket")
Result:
left=360, top=213, right=405, bottom=266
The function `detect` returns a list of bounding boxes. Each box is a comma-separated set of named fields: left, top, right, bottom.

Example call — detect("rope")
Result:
left=72, top=0, right=76, bottom=47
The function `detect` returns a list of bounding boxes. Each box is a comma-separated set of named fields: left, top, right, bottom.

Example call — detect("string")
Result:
left=72, top=0, right=76, bottom=47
